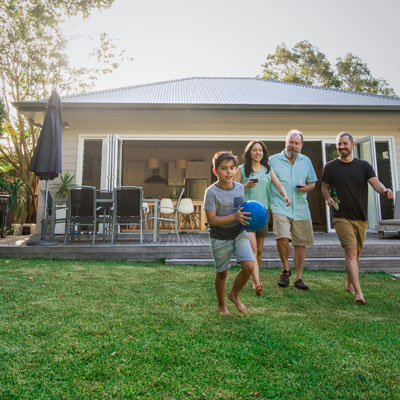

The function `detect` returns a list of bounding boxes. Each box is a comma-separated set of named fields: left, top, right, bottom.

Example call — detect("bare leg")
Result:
left=228, top=260, right=254, bottom=314
left=276, top=238, right=290, bottom=271
left=215, top=269, right=230, bottom=315
left=345, top=250, right=359, bottom=294
left=248, top=232, right=259, bottom=289
left=248, top=233, right=264, bottom=295
left=345, top=281, right=355, bottom=294
left=293, top=245, right=305, bottom=281
left=256, top=236, right=265, bottom=270
left=345, top=272, right=355, bottom=294
left=344, top=245, right=365, bottom=304
left=254, top=236, right=266, bottom=295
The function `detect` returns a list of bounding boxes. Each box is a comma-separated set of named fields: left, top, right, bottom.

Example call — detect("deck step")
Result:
left=1, top=232, right=399, bottom=273
left=165, top=257, right=400, bottom=273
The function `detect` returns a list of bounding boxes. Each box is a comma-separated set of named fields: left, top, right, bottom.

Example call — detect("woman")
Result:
left=235, top=140, right=290, bottom=295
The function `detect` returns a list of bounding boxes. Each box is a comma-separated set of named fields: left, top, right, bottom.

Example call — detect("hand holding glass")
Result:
left=296, top=178, right=305, bottom=189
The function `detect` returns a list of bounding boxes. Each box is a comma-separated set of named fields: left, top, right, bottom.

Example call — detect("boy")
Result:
left=204, top=151, right=255, bottom=315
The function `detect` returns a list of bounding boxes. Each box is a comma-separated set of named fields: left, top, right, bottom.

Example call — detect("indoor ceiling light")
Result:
left=146, top=158, right=160, bottom=169
left=175, top=159, right=188, bottom=169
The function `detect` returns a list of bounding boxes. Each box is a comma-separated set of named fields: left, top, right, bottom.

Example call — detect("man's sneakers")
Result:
left=278, top=269, right=309, bottom=290
left=294, top=279, right=309, bottom=291
left=277, top=269, right=291, bottom=287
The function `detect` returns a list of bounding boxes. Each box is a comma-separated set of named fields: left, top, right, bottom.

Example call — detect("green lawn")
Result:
left=0, top=258, right=399, bottom=400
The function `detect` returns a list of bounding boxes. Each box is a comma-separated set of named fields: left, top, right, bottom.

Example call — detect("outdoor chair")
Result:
left=178, top=197, right=200, bottom=231
left=112, top=186, right=145, bottom=243
left=64, top=185, right=102, bottom=244
left=142, top=202, right=150, bottom=231
left=159, top=198, right=175, bottom=228
left=40, top=189, right=67, bottom=241
left=151, top=188, right=184, bottom=239
left=375, top=191, right=400, bottom=238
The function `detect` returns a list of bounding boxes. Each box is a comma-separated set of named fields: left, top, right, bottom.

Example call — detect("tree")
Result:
left=335, top=53, right=394, bottom=96
left=0, top=0, right=132, bottom=223
left=260, top=40, right=396, bottom=96
left=260, top=41, right=340, bottom=88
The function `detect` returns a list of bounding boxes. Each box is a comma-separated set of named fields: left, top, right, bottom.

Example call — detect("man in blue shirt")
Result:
left=269, top=130, right=317, bottom=290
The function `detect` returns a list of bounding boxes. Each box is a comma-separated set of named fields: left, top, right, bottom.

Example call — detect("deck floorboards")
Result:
left=0, top=232, right=399, bottom=272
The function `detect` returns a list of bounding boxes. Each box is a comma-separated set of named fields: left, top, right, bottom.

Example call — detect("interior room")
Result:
left=82, top=139, right=327, bottom=231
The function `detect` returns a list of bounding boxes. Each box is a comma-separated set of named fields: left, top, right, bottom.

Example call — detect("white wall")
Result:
left=36, top=108, right=400, bottom=231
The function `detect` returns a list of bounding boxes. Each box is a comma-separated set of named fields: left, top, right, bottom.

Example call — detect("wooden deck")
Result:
left=0, top=231, right=399, bottom=273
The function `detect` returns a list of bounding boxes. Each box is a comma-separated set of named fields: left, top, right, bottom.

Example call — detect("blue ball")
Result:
left=240, top=201, right=268, bottom=232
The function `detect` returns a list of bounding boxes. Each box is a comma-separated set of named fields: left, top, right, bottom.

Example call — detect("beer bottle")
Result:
left=332, top=188, right=339, bottom=211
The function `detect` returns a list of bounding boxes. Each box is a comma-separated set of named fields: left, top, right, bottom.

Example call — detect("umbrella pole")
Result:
left=41, top=180, right=49, bottom=241
left=27, top=180, right=59, bottom=246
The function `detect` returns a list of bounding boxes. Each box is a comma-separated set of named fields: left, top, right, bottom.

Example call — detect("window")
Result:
left=82, top=140, right=102, bottom=188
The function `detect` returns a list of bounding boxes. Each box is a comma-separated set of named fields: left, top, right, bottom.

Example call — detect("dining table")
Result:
left=96, top=193, right=114, bottom=241
left=143, top=198, right=161, bottom=243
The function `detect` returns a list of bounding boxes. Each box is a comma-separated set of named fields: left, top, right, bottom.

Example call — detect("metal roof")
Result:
left=56, top=77, right=400, bottom=107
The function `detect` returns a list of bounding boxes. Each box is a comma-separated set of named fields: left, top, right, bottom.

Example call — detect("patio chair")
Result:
left=112, top=186, right=145, bottom=243
left=151, top=188, right=184, bottom=239
left=375, top=191, right=400, bottom=238
left=64, top=185, right=101, bottom=244
left=40, top=189, right=67, bottom=241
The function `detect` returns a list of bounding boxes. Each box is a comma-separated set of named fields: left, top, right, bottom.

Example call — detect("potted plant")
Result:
left=0, top=175, right=27, bottom=236
left=54, top=171, right=75, bottom=199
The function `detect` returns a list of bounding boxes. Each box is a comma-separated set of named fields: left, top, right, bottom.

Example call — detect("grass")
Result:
left=0, top=258, right=399, bottom=400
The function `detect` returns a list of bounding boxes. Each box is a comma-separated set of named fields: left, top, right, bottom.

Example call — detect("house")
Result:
left=14, top=77, right=400, bottom=233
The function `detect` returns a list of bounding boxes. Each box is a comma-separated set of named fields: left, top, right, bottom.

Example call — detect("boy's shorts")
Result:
left=210, top=230, right=255, bottom=273
left=272, top=213, right=314, bottom=246
left=333, top=218, right=368, bottom=253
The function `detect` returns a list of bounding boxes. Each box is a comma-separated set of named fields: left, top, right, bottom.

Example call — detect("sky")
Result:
left=62, top=0, right=400, bottom=95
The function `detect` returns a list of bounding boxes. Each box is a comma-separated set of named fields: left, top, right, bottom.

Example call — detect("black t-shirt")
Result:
left=321, top=158, right=376, bottom=221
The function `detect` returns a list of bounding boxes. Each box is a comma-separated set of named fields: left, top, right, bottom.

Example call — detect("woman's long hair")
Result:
left=242, top=140, right=270, bottom=178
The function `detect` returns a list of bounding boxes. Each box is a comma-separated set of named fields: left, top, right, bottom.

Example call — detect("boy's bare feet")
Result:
left=255, top=283, right=264, bottom=296
left=228, top=292, right=247, bottom=314
left=354, top=295, right=366, bottom=305
left=345, top=284, right=355, bottom=295
left=218, top=305, right=230, bottom=315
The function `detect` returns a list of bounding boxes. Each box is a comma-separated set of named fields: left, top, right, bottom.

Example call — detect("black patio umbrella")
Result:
left=27, top=90, right=62, bottom=246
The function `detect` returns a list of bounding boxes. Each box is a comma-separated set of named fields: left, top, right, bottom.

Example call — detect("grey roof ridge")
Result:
left=256, top=77, right=400, bottom=101
left=29, top=76, right=400, bottom=102
left=60, top=76, right=199, bottom=100
left=27, top=76, right=201, bottom=103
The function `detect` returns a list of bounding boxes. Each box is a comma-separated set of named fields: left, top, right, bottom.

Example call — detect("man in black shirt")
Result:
left=322, top=132, right=393, bottom=305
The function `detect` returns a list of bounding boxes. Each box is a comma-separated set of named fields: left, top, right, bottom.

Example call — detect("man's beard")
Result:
left=285, top=148, right=299, bottom=158
left=339, top=149, right=352, bottom=158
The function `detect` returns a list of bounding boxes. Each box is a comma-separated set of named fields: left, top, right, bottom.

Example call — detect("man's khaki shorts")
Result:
left=272, top=213, right=314, bottom=246
left=333, top=218, right=368, bottom=253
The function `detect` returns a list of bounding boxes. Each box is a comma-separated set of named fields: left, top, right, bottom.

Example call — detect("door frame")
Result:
left=354, top=136, right=380, bottom=230
left=77, top=134, right=122, bottom=190
left=321, top=139, right=337, bottom=232
left=105, top=134, right=122, bottom=191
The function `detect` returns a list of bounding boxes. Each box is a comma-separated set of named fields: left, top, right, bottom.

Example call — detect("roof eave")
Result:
left=12, top=101, right=400, bottom=113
